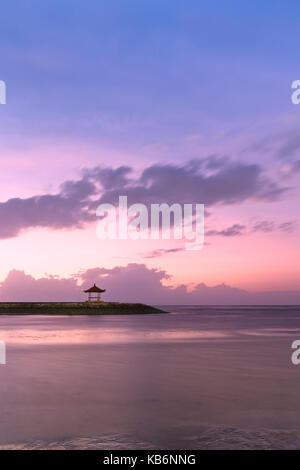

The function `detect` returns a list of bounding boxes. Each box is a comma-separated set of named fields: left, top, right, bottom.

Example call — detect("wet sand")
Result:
left=0, top=306, right=300, bottom=449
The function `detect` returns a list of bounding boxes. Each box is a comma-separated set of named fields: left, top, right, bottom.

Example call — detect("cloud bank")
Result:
left=1, top=264, right=299, bottom=305
left=0, top=158, right=287, bottom=239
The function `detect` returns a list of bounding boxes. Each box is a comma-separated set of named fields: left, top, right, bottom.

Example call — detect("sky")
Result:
left=0, top=1, right=300, bottom=303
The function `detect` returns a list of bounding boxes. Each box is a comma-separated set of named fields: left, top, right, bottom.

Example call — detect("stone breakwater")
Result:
left=0, top=302, right=167, bottom=315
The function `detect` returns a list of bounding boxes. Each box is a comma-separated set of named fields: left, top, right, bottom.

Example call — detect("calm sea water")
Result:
left=1, top=305, right=300, bottom=449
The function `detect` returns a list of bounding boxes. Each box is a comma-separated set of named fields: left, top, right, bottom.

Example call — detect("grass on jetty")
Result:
left=0, top=302, right=167, bottom=315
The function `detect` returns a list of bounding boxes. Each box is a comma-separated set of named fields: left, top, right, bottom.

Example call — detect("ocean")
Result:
left=0, top=306, right=300, bottom=449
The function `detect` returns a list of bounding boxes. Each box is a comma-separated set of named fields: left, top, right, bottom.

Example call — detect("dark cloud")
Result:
left=85, top=166, right=131, bottom=191
left=60, top=178, right=96, bottom=200
left=253, top=220, right=275, bottom=233
left=278, top=221, right=296, bottom=232
left=202, top=155, right=230, bottom=170
left=241, top=136, right=272, bottom=156
left=144, top=219, right=296, bottom=244
left=241, top=131, right=300, bottom=178
left=1, top=264, right=300, bottom=304
left=0, top=158, right=288, bottom=239
left=0, top=192, right=95, bottom=239
left=253, top=220, right=296, bottom=233
left=276, top=131, right=300, bottom=160
left=242, top=130, right=300, bottom=161
left=293, top=160, right=300, bottom=172
left=206, top=224, right=245, bottom=237
left=143, top=248, right=184, bottom=259
left=95, top=160, right=287, bottom=207
left=205, top=220, right=297, bottom=237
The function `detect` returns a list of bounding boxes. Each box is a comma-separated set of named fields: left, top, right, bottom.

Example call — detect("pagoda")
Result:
left=84, top=283, right=106, bottom=302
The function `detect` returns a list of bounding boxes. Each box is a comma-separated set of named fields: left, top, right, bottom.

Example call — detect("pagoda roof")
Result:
left=84, top=283, right=106, bottom=293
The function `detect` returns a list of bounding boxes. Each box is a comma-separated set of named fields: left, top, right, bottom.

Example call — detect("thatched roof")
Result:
left=84, top=283, right=106, bottom=293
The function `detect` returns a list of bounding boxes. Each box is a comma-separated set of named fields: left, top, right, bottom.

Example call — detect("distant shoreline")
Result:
left=0, top=302, right=167, bottom=315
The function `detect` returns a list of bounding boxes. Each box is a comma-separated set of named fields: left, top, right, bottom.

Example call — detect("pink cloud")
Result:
left=1, top=264, right=300, bottom=305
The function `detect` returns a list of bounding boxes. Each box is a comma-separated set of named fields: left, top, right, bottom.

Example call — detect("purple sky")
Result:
left=0, top=1, right=300, bottom=303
